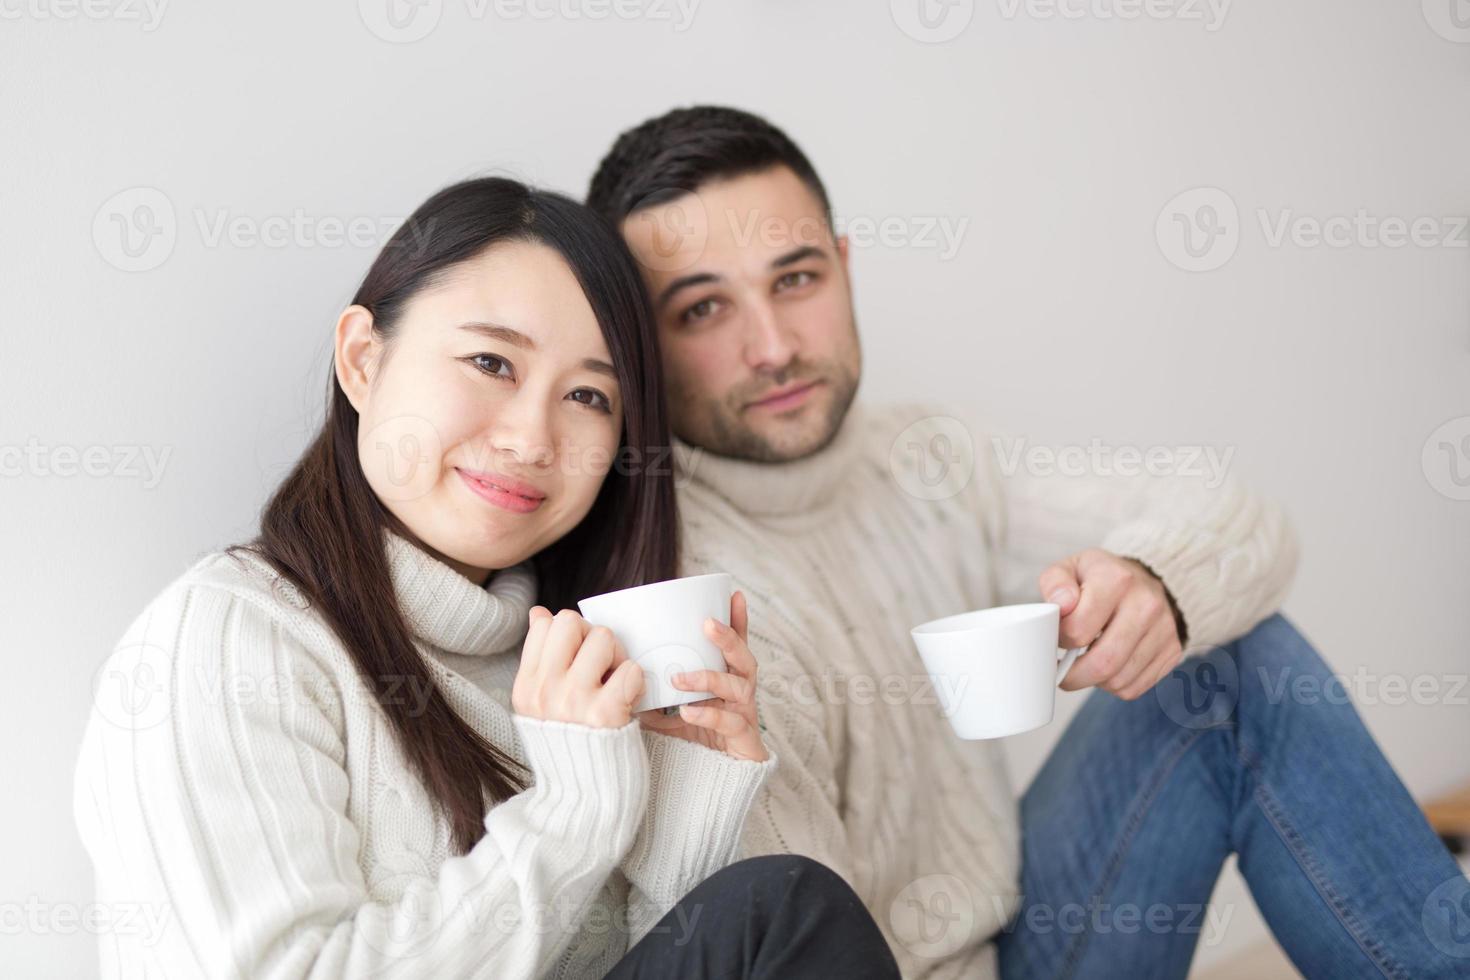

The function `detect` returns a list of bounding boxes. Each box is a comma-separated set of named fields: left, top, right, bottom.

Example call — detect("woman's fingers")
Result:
left=677, top=701, right=751, bottom=738
left=599, top=658, right=644, bottom=711
left=671, top=669, right=751, bottom=704
left=540, top=609, right=589, bottom=677
left=703, top=616, right=757, bottom=677
left=730, top=590, right=749, bottom=644
left=519, top=606, right=554, bottom=674
left=569, top=625, right=617, bottom=688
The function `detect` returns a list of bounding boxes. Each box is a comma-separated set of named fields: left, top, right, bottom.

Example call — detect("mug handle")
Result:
left=1056, top=646, right=1090, bottom=686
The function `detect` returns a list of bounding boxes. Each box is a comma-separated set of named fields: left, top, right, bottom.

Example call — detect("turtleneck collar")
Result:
left=674, top=401, right=870, bottom=519
left=383, top=529, right=536, bottom=657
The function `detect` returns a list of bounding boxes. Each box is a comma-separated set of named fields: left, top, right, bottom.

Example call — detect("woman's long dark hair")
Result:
left=234, top=177, right=678, bottom=854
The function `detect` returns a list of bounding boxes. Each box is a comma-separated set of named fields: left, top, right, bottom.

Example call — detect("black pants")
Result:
left=604, top=855, right=900, bottom=979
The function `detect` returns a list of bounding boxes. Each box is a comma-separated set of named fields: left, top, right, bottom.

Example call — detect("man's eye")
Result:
left=567, top=388, right=612, bottom=413
left=468, top=353, right=514, bottom=379
left=775, top=271, right=816, bottom=291
left=680, top=298, right=720, bottom=324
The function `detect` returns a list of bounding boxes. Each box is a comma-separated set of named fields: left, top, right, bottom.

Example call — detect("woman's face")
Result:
left=337, top=240, right=623, bottom=583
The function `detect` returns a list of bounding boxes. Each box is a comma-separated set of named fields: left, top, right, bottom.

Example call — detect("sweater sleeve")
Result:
left=966, top=414, right=1300, bottom=653
left=73, top=583, right=649, bottom=980
left=617, top=731, right=776, bottom=944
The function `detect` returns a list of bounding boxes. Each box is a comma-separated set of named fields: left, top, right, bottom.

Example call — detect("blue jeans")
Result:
left=995, top=614, right=1470, bottom=979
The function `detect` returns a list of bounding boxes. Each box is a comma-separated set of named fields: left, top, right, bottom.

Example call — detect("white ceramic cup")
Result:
left=909, top=603, right=1089, bottom=740
left=577, top=573, right=734, bottom=713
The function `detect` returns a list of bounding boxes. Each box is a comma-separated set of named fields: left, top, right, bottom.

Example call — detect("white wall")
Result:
left=3, top=1, right=1466, bottom=975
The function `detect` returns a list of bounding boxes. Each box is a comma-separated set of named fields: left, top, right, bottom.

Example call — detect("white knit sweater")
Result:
left=73, top=529, right=776, bottom=979
left=674, top=400, right=1298, bottom=980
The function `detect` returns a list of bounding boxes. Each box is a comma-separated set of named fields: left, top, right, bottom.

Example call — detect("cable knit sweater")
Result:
left=72, top=529, right=776, bottom=979
left=674, top=400, right=1298, bottom=980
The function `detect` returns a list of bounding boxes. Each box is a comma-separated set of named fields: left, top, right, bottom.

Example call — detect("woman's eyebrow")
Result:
left=459, top=321, right=617, bottom=381
left=458, top=321, right=536, bottom=349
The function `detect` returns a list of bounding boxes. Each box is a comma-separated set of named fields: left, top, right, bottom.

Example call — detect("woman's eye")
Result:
left=680, top=297, right=720, bottom=324
left=468, top=353, right=514, bottom=379
left=775, top=270, right=816, bottom=291
left=567, top=388, right=613, bottom=413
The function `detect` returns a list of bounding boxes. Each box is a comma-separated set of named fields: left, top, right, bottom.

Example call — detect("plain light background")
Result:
left=3, top=1, right=1467, bottom=976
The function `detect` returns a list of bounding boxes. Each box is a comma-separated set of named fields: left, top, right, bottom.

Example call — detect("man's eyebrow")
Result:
left=458, top=321, right=537, bottom=349
left=771, top=245, right=828, bottom=269
left=654, top=272, right=721, bottom=312
left=460, top=321, right=618, bottom=381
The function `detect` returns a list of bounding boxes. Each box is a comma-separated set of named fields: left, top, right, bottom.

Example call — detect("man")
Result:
left=586, top=107, right=1467, bottom=978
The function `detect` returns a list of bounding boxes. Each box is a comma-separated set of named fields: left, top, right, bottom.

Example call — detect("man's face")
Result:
left=619, top=166, right=862, bottom=462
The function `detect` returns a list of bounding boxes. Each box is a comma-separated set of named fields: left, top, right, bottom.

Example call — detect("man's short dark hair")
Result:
left=586, top=105, right=831, bottom=227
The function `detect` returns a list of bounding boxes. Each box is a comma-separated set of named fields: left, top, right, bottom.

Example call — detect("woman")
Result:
left=73, top=178, right=899, bottom=979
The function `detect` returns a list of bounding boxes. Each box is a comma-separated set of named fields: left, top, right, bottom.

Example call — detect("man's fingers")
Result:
left=1058, top=555, right=1131, bottom=649
left=1063, top=589, right=1153, bottom=690
left=1116, top=620, right=1184, bottom=701
left=1038, top=558, right=1082, bottom=615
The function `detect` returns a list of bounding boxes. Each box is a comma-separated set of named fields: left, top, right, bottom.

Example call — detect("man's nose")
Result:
left=742, top=302, right=799, bottom=371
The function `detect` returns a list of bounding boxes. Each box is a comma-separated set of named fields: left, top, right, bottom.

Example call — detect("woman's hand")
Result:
left=638, top=590, right=769, bottom=763
left=512, top=607, right=644, bottom=728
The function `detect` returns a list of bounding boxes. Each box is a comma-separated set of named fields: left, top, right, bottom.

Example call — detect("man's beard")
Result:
left=674, top=357, right=860, bottom=463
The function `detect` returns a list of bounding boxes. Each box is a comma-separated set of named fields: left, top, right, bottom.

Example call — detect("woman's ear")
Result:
left=334, top=305, right=379, bottom=413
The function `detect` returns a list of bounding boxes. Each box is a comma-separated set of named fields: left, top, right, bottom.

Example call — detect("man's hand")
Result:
left=1039, top=549, right=1184, bottom=700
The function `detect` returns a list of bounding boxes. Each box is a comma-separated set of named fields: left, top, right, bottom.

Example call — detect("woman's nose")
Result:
left=490, top=398, right=555, bottom=468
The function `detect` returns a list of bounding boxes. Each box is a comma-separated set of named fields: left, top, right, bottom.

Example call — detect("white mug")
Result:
left=577, top=573, right=733, bottom=713
left=910, top=603, right=1089, bottom=740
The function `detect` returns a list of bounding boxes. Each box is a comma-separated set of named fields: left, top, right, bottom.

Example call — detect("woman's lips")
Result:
left=746, top=379, right=824, bottom=413
left=456, top=468, right=546, bottom=514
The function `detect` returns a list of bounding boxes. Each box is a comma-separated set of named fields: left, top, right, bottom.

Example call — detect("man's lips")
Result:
left=456, top=468, right=547, bottom=514
left=745, top=379, right=824, bottom=413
